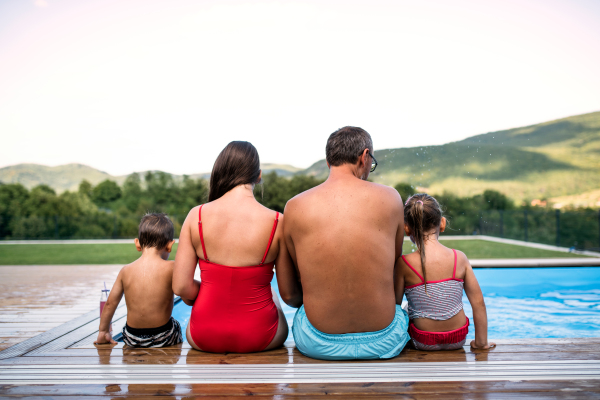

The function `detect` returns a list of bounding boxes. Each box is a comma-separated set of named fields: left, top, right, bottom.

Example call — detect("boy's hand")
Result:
left=94, top=330, right=117, bottom=345
left=470, top=340, right=496, bottom=350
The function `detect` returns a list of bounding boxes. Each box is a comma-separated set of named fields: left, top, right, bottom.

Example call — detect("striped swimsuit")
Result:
left=403, top=249, right=469, bottom=350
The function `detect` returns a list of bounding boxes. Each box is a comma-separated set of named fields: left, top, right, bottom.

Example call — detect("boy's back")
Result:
left=120, top=256, right=175, bottom=329
left=95, top=213, right=183, bottom=348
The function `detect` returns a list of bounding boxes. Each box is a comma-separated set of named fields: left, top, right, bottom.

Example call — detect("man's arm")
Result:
left=393, top=190, right=405, bottom=260
left=173, top=207, right=201, bottom=303
left=94, top=271, right=124, bottom=345
left=391, top=188, right=405, bottom=306
left=393, top=259, right=406, bottom=305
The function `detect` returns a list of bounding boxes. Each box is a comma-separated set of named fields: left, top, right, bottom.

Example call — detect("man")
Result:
left=283, top=126, right=409, bottom=360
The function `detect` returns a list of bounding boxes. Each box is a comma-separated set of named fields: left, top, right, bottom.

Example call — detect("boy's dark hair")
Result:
left=138, top=213, right=174, bottom=249
left=209, top=141, right=261, bottom=202
left=326, top=126, right=373, bottom=167
left=404, top=194, right=443, bottom=293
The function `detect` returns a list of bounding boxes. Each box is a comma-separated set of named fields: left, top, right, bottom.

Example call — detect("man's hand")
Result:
left=94, top=330, right=117, bottom=345
left=470, top=340, right=496, bottom=350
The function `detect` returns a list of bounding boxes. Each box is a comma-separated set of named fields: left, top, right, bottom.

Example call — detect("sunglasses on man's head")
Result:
left=366, top=150, right=378, bottom=173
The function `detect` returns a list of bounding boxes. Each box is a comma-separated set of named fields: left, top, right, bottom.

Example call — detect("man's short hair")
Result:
left=138, top=213, right=174, bottom=249
left=326, top=126, right=373, bottom=167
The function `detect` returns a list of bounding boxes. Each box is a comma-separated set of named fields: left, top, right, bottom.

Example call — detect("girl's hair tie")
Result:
left=416, top=200, right=423, bottom=205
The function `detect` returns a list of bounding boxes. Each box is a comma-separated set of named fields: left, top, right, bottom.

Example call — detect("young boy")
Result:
left=94, top=213, right=183, bottom=348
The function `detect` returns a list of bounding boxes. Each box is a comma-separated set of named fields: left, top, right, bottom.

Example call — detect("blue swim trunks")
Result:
left=292, top=304, right=410, bottom=361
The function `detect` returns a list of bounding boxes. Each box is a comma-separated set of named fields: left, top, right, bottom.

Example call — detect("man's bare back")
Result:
left=284, top=141, right=404, bottom=334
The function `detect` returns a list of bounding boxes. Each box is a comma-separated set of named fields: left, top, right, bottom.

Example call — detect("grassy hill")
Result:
left=303, top=111, right=600, bottom=205
left=2, top=111, right=599, bottom=206
left=0, top=163, right=121, bottom=192
left=0, top=163, right=302, bottom=192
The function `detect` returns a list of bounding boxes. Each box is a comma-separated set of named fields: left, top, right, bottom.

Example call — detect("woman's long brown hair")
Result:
left=404, top=193, right=443, bottom=294
left=208, top=141, right=261, bottom=202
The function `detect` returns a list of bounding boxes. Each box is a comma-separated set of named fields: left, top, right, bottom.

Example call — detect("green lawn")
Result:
left=0, top=239, right=591, bottom=265
left=415, top=240, right=589, bottom=259
left=0, top=243, right=179, bottom=265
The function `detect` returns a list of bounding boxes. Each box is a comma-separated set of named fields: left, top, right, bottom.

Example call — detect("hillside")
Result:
left=0, top=164, right=122, bottom=192
left=303, top=111, right=600, bottom=205
left=2, top=111, right=599, bottom=206
left=0, top=163, right=302, bottom=192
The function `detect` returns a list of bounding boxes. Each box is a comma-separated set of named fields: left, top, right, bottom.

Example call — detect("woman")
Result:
left=173, top=141, right=303, bottom=353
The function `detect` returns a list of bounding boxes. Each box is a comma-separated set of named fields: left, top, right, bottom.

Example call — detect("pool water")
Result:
left=171, top=267, right=600, bottom=343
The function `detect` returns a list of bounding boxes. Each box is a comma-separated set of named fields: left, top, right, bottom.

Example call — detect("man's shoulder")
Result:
left=364, top=181, right=402, bottom=203
left=286, top=184, right=322, bottom=208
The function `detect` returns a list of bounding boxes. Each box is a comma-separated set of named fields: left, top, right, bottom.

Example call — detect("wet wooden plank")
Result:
left=2, top=380, right=598, bottom=395
left=0, top=380, right=599, bottom=398
left=0, top=265, right=123, bottom=354
left=6, top=352, right=600, bottom=367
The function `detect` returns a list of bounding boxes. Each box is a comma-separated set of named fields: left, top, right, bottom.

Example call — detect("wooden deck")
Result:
left=0, top=265, right=122, bottom=352
left=0, top=265, right=599, bottom=398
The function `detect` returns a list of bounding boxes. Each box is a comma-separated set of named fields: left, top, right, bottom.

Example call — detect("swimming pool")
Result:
left=171, top=267, right=600, bottom=343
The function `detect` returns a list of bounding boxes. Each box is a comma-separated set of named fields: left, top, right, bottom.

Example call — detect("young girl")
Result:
left=396, top=194, right=495, bottom=351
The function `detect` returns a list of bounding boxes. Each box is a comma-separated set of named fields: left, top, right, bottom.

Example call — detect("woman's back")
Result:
left=188, top=191, right=282, bottom=353
left=189, top=194, right=280, bottom=267
left=173, top=140, right=301, bottom=354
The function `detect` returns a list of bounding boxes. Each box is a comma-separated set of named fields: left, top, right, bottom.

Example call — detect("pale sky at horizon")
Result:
left=1, top=0, right=599, bottom=175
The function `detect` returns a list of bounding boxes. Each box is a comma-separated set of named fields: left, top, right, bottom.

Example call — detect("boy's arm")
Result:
left=94, top=271, right=124, bottom=345
left=173, top=208, right=201, bottom=302
left=463, top=256, right=496, bottom=349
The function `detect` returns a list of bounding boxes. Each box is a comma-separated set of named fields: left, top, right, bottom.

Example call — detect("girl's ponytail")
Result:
left=414, top=200, right=427, bottom=294
left=404, top=194, right=444, bottom=296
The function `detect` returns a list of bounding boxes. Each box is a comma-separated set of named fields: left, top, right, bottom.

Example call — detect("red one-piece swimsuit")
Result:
left=188, top=205, right=280, bottom=353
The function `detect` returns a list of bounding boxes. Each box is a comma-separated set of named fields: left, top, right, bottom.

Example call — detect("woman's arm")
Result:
left=275, top=214, right=303, bottom=308
left=173, top=207, right=201, bottom=302
left=463, top=253, right=496, bottom=349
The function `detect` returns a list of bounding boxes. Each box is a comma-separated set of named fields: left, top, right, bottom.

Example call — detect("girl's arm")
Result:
left=94, top=271, right=124, bottom=345
left=275, top=214, right=303, bottom=308
left=173, top=207, right=201, bottom=303
left=463, top=254, right=496, bottom=349
left=394, top=257, right=405, bottom=305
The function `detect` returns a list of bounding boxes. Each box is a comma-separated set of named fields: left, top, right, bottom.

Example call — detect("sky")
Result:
left=0, top=0, right=599, bottom=176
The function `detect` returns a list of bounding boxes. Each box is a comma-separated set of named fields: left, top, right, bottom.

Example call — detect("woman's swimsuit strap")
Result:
left=198, top=204, right=209, bottom=261
left=198, top=206, right=279, bottom=265
left=260, top=212, right=279, bottom=265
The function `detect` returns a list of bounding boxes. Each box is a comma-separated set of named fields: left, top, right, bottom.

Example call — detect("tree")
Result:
left=92, top=180, right=122, bottom=207
left=482, top=190, right=513, bottom=210
left=78, top=180, right=93, bottom=198
left=0, top=183, right=30, bottom=237
left=122, top=173, right=142, bottom=212
left=394, top=183, right=416, bottom=203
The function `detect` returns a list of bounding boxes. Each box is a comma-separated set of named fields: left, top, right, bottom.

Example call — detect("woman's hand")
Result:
left=470, top=340, right=496, bottom=350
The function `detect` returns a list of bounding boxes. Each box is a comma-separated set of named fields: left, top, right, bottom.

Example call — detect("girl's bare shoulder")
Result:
left=453, top=249, right=471, bottom=279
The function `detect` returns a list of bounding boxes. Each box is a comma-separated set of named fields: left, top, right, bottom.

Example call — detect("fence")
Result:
left=1, top=210, right=600, bottom=251
left=442, top=209, right=600, bottom=251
